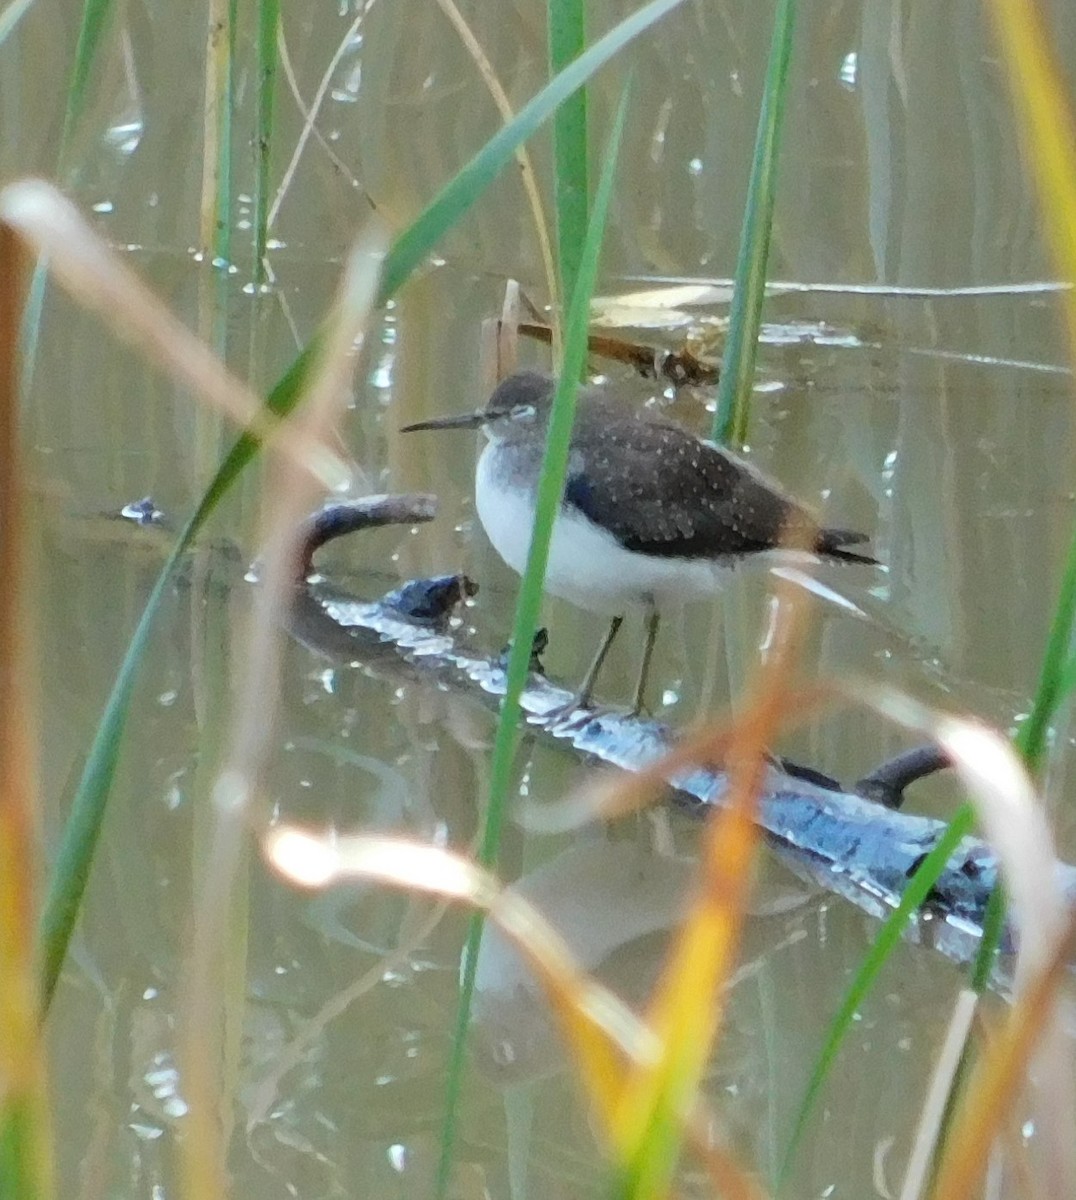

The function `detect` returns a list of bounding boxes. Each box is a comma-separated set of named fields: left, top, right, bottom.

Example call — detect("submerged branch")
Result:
left=289, top=496, right=1076, bottom=984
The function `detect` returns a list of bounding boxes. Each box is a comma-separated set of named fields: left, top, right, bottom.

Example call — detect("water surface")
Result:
left=8, top=1, right=1076, bottom=1195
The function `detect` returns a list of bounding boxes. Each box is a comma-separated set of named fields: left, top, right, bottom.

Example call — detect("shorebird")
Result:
left=403, top=370, right=876, bottom=714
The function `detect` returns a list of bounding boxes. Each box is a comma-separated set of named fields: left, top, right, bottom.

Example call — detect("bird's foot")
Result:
left=541, top=684, right=602, bottom=726
left=495, top=627, right=550, bottom=675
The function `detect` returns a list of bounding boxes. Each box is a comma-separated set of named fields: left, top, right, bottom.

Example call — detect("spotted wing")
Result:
left=562, top=416, right=797, bottom=561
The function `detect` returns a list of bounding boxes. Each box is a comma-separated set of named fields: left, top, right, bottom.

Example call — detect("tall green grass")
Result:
left=548, top=0, right=588, bottom=340
left=711, top=0, right=796, bottom=447
left=253, top=0, right=280, bottom=285
left=780, top=0, right=1076, bottom=1180
left=37, top=0, right=688, bottom=1017
left=780, top=554, right=1076, bottom=1186
left=435, top=81, right=631, bottom=1200
left=20, top=0, right=116, bottom=399
left=200, top=0, right=237, bottom=264
left=777, top=806, right=974, bottom=1186
left=58, top=0, right=116, bottom=165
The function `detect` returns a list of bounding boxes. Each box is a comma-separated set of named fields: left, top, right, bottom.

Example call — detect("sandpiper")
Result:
left=402, top=370, right=876, bottom=714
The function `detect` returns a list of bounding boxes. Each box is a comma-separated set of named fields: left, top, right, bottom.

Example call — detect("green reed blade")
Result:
left=219, top=0, right=237, bottom=265
left=548, top=0, right=588, bottom=337
left=59, top=0, right=115, bottom=164
left=20, top=0, right=115, bottom=398
left=39, top=0, right=688, bottom=1013
left=711, top=0, right=796, bottom=447
left=780, top=476, right=1076, bottom=1188
left=897, top=523, right=1076, bottom=1182
left=203, top=0, right=237, bottom=266
left=1014, top=516, right=1076, bottom=773
left=0, top=1099, right=49, bottom=1200
left=253, top=0, right=280, bottom=284
left=40, top=558, right=174, bottom=1009
left=934, top=2, right=1076, bottom=1169
left=38, top=343, right=316, bottom=1011
left=777, top=804, right=975, bottom=1189
left=436, top=81, right=632, bottom=1200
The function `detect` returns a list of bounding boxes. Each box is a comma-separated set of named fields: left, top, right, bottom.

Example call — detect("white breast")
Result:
left=474, top=442, right=727, bottom=616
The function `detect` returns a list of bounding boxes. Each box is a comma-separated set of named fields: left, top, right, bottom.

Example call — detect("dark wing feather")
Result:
left=563, top=414, right=798, bottom=560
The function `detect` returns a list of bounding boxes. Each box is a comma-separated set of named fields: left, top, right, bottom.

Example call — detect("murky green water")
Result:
left=8, top=1, right=1076, bottom=1195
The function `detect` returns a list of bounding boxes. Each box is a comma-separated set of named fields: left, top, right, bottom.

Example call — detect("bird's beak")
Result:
left=400, top=409, right=489, bottom=433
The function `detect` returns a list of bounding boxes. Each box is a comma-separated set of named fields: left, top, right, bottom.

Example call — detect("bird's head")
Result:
left=400, top=370, right=555, bottom=441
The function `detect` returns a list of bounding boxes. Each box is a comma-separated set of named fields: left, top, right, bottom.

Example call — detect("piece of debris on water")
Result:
left=118, top=496, right=166, bottom=526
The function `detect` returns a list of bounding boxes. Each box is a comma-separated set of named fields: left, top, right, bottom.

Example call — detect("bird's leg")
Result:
left=574, top=615, right=624, bottom=708
left=631, top=607, right=661, bottom=717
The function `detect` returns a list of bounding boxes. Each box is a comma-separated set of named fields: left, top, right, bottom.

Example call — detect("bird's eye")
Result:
left=511, top=405, right=537, bottom=421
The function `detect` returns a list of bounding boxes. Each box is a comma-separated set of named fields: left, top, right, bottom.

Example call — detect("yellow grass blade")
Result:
left=176, top=224, right=387, bottom=1200
left=266, top=829, right=652, bottom=1117
left=609, top=574, right=811, bottom=1198
left=0, top=224, right=52, bottom=1197
left=265, top=829, right=765, bottom=1197
left=987, top=0, right=1076, bottom=365
left=929, top=914, right=1076, bottom=1200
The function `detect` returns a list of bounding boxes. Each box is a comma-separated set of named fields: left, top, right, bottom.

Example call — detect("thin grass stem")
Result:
left=267, top=4, right=371, bottom=231
left=199, top=0, right=235, bottom=262
left=34, top=0, right=688, bottom=1018
left=548, top=0, right=587, bottom=355
left=986, top=0, right=1076, bottom=777
left=435, top=83, right=631, bottom=1200
left=711, top=0, right=796, bottom=447
left=930, top=915, right=1076, bottom=1200
left=375, top=0, right=685, bottom=306
left=434, top=0, right=561, bottom=358
left=20, top=0, right=115, bottom=401
left=275, top=24, right=364, bottom=203
left=612, top=571, right=811, bottom=1200
left=177, top=228, right=386, bottom=1198
left=929, top=3, right=1076, bottom=1186
left=58, top=0, right=114, bottom=166
left=253, top=0, right=280, bottom=285
left=777, top=804, right=975, bottom=1187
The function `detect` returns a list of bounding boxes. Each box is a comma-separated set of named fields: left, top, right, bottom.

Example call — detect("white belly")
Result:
left=474, top=443, right=726, bottom=616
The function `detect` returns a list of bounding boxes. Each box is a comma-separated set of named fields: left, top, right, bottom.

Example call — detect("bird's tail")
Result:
left=814, top=527, right=879, bottom=566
